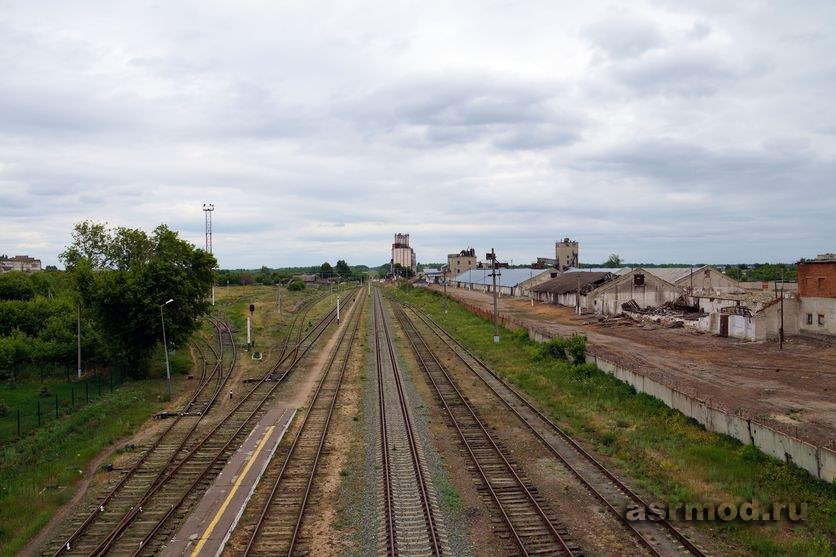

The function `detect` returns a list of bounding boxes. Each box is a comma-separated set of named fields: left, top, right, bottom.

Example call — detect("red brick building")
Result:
left=797, top=254, right=836, bottom=337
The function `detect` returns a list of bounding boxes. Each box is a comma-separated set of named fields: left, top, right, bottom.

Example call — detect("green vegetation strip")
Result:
left=0, top=380, right=166, bottom=557
left=392, top=286, right=835, bottom=557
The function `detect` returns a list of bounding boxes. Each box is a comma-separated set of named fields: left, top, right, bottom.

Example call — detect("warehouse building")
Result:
left=451, top=267, right=552, bottom=297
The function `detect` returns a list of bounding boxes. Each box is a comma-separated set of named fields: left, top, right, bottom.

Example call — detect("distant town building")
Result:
left=390, top=233, right=417, bottom=275
left=798, top=253, right=836, bottom=337
left=0, top=255, right=42, bottom=273
left=531, top=257, right=557, bottom=269
left=445, top=248, right=477, bottom=281
left=421, top=268, right=445, bottom=284
left=555, top=238, right=579, bottom=271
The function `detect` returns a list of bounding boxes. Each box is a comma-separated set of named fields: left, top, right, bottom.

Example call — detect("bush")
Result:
left=287, top=279, right=305, bottom=291
left=566, top=334, right=587, bottom=363
left=537, top=334, right=587, bottom=363
left=538, top=337, right=567, bottom=360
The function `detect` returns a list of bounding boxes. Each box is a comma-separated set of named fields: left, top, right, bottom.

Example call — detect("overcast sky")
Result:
left=1, top=1, right=834, bottom=269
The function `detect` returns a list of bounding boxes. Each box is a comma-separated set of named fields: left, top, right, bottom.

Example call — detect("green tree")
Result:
left=392, top=263, right=415, bottom=279
left=0, top=272, right=35, bottom=301
left=335, top=259, right=351, bottom=280
left=61, top=221, right=216, bottom=377
left=320, top=262, right=334, bottom=279
left=724, top=266, right=743, bottom=280
left=603, top=254, right=622, bottom=268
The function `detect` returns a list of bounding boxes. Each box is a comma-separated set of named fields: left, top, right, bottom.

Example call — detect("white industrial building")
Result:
left=390, top=233, right=417, bottom=275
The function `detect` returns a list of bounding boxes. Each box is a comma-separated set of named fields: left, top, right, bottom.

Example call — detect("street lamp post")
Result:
left=160, top=298, right=174, bottom=400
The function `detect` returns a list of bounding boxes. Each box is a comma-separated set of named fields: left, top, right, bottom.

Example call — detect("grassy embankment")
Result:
left=0, top=377, right=172, bottom=556
left=392, top=286, right=834, bottom=557
left=0, top=283, right=310, bottom=556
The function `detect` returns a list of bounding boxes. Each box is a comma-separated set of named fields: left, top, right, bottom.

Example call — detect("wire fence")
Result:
left=0, top=367, right=126, bottom=445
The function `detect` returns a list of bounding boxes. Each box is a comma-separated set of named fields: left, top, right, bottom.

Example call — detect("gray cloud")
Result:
left=344, top=77, right=585, bottom=150
left=0, top=1, right=834, bottom=267
left=583, top=16, right=665, bottom=60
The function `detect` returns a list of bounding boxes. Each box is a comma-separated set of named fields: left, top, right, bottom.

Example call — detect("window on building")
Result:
left=819, top=314, right=825, bottom=326
left=634, top=274, right=645, bottom=286
left=806, top=313, right=813, bottom=325
left=818, top=277, right=825, bottom=289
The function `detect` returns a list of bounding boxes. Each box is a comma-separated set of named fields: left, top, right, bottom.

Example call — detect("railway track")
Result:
left=50, top=291, right=347, bottom=556
left=393, top=303, right=582, bottom=557
left=239, top=287, right=366, bottom=556
left=373, top=289, right=446, bottom=557
left=49, top=317, right=237, bottom=556
left=404, top=303, right=709, bottom=557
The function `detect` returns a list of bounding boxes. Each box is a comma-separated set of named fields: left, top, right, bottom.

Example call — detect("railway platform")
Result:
left=160, top=406, right=295, bottom=557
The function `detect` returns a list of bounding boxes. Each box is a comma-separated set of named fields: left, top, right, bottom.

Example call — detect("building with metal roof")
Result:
left=531, top=272, right=616, bottom=308
left=451, top=267, right=553, bottom=296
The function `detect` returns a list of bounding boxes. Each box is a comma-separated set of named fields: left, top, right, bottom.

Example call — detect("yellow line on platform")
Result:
left=189, top=425, right=276, bottom=557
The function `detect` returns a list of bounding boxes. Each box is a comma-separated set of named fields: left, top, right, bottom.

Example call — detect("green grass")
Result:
left=0, top=379, right=167, bottom=556
left=392, top=287, right=836, bottom=557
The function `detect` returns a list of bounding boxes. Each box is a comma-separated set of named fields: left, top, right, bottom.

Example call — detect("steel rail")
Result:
left=53, top=317, right=234, bottom=556
left=89, top=295, right=345, bottom=556
left=376, top=290, right=442, bottom=556
left=243, top=287, right=366, bottom=556
left=394, top=304, right=576, bottom=557
left=408, top=305, right=707, bottom=557
left=374, top=291, right=398, bottom=556
left=120, top=298, right=351, bottom=557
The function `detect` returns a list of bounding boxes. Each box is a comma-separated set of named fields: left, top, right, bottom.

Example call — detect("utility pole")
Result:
left=444, top=278, right=448, bottom=314
left=487, top=249, right=499, bottom=343
left=160, top=299, right=174, bottom=399
left=247, top=303, right=254, bottom=351
left=779, top=269, right=785, bottom=350
left=690, top=263, right=694, bottom=297
left=530, top=269, right=533, bottom=306
left=337, top=297, right=341, bottom=323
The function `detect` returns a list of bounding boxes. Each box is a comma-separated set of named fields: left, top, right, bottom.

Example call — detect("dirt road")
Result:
left=435, top=286, right=836, bottom=448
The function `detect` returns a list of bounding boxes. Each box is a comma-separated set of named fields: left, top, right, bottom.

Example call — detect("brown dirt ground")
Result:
left=434, top=286, right=836, bottom=448
left=301, top=299, right=368, bottom=556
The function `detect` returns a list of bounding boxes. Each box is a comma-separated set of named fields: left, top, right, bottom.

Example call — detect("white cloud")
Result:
left=0, top=0, right=834, bottom=267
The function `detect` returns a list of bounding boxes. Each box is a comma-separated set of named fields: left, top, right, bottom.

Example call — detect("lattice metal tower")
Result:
left=203, top=203, right=214, bottom=254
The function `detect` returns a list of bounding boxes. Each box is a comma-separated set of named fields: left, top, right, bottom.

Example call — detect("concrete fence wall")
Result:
left=453, top=298, right=835, bottom=483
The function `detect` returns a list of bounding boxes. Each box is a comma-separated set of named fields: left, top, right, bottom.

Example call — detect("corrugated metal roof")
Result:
left=645, top=267, right=702, bottom=283
left=564, top=267, right=631, bottom=275
left=452, top=268, right=550, bottom=287
left=532, top=272, right=614, bottom=294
